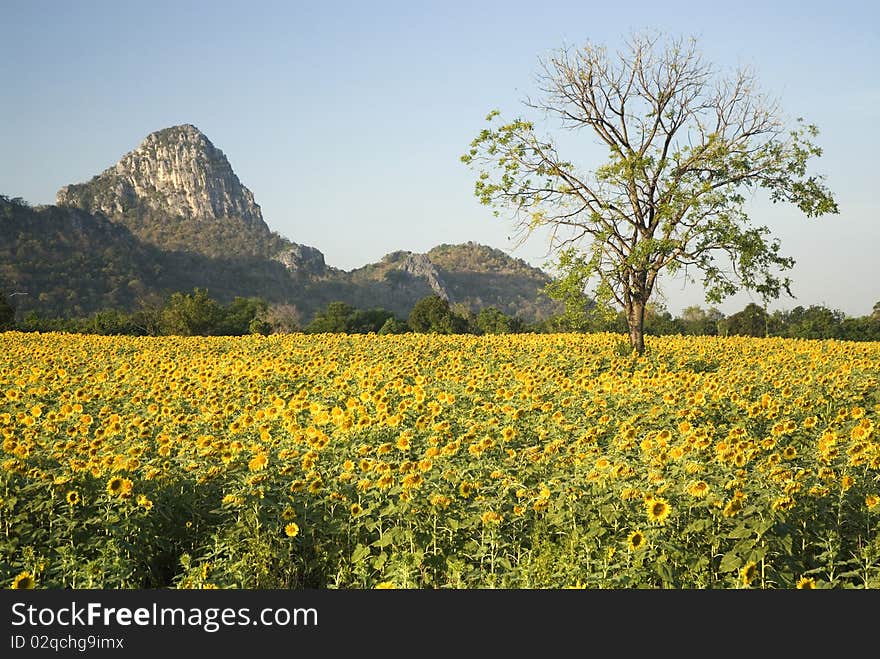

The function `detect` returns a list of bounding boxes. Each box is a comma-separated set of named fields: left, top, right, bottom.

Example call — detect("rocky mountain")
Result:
left=338, top=243, right=558, bottom=320
left=55, top=124, right=321, bottom=269
left=57, top=124, right=265, bottom=227
left=3, top=125, right=561, bottom=324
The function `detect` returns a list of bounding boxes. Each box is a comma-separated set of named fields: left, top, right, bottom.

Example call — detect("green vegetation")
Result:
left=408, top=296, right=468, bottom=334
left=304, top=302, right=400, bottom=335
left=3, top=331, right=878, bottom=588
left=8, top=287, right=879, bottom=343
left=0, top=196, right=560, bottom=326
left=462, top=32, right=838, bottom=353
left=0, top=290, right=15, bottom=331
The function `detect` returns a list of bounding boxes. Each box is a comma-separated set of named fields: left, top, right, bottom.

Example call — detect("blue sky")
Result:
left=2, top=0, right=878, bottom=317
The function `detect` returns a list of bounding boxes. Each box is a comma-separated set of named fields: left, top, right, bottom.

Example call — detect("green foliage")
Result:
left=475, top=307, right=524, bottom=334
left=0, top=290, right=15, bottom=331
left=160, top=288, right=225, bottom=336
left=679, top=305, right=723, bottom=336
left=771, top=305, right=844, bottom=340
left=222, top=296, right=270, bottom=335
left=408, top=296, right=468, bottom=334
left=462, top=32, right=838, bottom=353
left=726, top=303, right=769, bottom=337
left=378, top=317, right=410, bottom=335
left=305, top=302, right=404, bottom=335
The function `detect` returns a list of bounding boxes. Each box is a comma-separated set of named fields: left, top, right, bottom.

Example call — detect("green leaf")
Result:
left=719, top=551, right=742, bottom=573
left=351, top=544, right=370, bottom=563
left=684, top=518, right=712, bottom=534
left=372, top=529, right=396, bottom=548
left=727, top=525, right=753, bottom=539
left=655, top=561, right=673, bottom=584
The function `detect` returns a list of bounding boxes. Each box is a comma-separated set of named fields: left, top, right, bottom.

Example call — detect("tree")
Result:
left=306, top=302, right=358, bottom=334
left=462, top=32, right=837, bottom=353
left=160, top=288, right=225, bottom=336
left=378, top=317, right=410, bottom=335
left=408, top=295, right=467, bottom=334
left=263, top=303, right=303, bottom=334
left=726, top=302, right=769, bottom=337
left=780, top=304, right=843, bottom=339
left=0, top=290, right=16, bottom=331
left=221, top=296, right=269, bottom=335
left=680, top=305, right=723, bottom=336
left=643, top=302, right=684, bottom=336
left=347, top=308, right=397, bottom=334
left=475, top=306, right=524, bottom=334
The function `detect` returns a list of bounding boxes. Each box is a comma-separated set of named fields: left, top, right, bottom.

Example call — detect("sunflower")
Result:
left=740, top=561, right=759, bottom=587
left=222, top=494, right=243, bottom=506
left=794, top=576, right=816, bottom=589
left=11, top=571, right=35, bottom=589
left=248, top=454, right=268, bottom=472
left=627, top=530, right=646, bottom=551
left=429, top=494, right=451, bottom=508
left=350, top=503, right=364, bottom=517
left=645, top=497, right=671, bottom=525
left=374, top=581, right=396, bottom=589
left=106, top=476, right=124, bottom=496
left=771, top=496, right=795, bottom=511
left=66, top=490, right=80, bottom=505
left=481, top=511, right=503, bottom=525
left=722, top=498, right=743, bottom=518
left=686, top=481, right=710, bottom=498
left=284, top=523, right=300, bottom=538
left=866, top=494, right=879, bottom=509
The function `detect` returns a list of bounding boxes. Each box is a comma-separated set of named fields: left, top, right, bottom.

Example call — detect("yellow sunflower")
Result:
left=645, top=497, right=671, bottom=525
left=740, top=561, right=759, bottom=587
left=796, top=576, right=816, bottom=589
left=627, top=530, right=646, bottom=551
left=686, top=481, right=710, bottom=498
left=106, top=476, right=124, bottom=496
left=248, top=454, right=268, bottom=472
left=11, top=571, right=35, bottom=589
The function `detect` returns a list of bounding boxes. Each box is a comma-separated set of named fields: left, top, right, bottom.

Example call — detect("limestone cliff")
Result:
left=54, top=124, right=324, bottom=270
left=57, top=124, right=265, bottom=227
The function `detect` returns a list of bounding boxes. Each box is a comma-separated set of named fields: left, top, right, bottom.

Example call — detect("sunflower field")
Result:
left=1, top=330, right=879, bottom=589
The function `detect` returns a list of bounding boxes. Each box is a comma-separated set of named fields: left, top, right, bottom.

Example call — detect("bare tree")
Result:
left=462, top=32, right=837, bottom=353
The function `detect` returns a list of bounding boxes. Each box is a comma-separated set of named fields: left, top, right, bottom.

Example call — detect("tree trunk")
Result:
left=626, top=299, right=646, bottom=355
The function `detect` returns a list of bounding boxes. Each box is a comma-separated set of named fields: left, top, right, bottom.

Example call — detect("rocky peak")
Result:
left=397, top=252, right=449, bottom=300
left=274, top=242, right=327, bottom=276
left=56, top=124, right=266, bottom=229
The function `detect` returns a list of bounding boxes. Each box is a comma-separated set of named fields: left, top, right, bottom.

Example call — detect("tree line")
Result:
left=1, top=287, right=878, bottom=341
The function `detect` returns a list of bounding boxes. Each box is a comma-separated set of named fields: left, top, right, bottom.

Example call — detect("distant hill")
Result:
left=2, top=124, right=561, bottom=323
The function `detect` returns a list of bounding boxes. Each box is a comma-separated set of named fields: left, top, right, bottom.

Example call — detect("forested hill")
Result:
left=1, top=124, right=560, bottom=323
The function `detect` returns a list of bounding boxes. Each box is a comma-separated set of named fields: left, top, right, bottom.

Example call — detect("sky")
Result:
left=2, top=0, right=878, bottom=318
